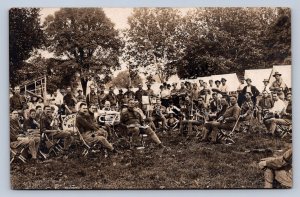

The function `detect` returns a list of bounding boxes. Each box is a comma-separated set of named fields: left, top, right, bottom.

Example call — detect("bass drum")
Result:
left=62, top=114, right=77, bottom=131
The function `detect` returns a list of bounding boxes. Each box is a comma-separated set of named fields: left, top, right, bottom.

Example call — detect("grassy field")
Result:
left=11, top=121, right=291, bottom=189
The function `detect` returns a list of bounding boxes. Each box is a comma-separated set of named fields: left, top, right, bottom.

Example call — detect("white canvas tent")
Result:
left=210, top=73, right=240, bottom=92
left=270, top=65, right=292, bottom=88
left=244, top=68, right=272, bottom=92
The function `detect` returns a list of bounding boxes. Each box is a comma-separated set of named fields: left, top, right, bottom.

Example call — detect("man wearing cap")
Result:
left=152, top=99, right=168, bottom=131
left=86, top=85, right=100, bottom=108
left=241, top=78, right=260, bottom=106
left=257, top=90, right=274, bottom=122
left=10, top=86, right=27, bottom=112
left=209, top=92, right=221, bottom=115
left=76, top=89, right=86, bottom=103
left=63, top=87, right=77, bottom=113
left=97, top=86, right=107, bottom=109
left=120, top=99, right=165, bottom=148
left=104, top=87, right=117, bottom=108
left=160, top=83, right=171, bottom=108
left=191, top=83, right=200, bottom=102
left=116, top=89, right=125, bottom=109
left=270, top=72, right=287, bottom=100
left=124, top=85, right=135, bottom=99
left=238, top=92, right=254, bottom=132
left=262, top=79, right=271, bottom=94
left=135, top=83, right=146, bottom=109
left=220, top=78, right=229, bottom=96
left=199, top=82, right=211, bottom=106
left=202, top=95, right=240, bottom=143
left=145, top=83, right=155, bottom=98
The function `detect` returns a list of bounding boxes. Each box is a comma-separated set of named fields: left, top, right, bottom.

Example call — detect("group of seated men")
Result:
left=10, top=71, right=292, bottom=161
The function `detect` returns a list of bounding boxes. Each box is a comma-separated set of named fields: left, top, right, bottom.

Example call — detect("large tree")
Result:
left=44, top=8, right=123, bottom=94
left=123, top=8, right=184, bottom=83
left=177, top=8, right=279, bottom=79
left=263, top=8, right=291, bottom=65
left=9, top=8, right=45, bottom=86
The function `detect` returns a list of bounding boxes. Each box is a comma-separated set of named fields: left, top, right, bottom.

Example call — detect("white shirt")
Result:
left=270, top=99, right=286, bottom=114
left=160, top=88, right=170, bottom=98
left=220, top=84, right=228, bottom=94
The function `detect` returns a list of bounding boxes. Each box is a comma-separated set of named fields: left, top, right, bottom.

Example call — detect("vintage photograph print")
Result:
left=10, top=8, right=292, bottom=189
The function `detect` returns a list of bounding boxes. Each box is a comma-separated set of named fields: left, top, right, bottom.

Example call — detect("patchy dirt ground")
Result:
left=11, top=121, right=291, bottom=189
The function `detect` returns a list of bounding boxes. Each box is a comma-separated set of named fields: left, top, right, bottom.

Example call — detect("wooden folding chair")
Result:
left=10, top=145, right=27, bottom=164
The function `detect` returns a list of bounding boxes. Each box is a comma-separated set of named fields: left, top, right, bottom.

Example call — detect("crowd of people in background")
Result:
left=10, top=71, right=292, bottom=167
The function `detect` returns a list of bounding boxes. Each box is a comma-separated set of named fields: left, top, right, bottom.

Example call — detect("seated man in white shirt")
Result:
left=264, top=93, right=287, bottom=135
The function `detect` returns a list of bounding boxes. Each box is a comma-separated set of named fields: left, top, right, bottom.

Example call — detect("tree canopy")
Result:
left=9, top=8, right=45, bottom=86
left=43, top=8, right=123, bottom=93
left=123, top=8, right=184, bottom=82
left=177, top=8, right=283, bottom=79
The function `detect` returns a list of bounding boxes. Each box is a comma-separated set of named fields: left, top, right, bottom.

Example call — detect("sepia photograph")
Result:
left=9, top=7, right=292, bottom=189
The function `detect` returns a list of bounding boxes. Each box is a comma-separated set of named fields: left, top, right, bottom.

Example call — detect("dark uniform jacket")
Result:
left=104, top=92, right=117, bottom=106
left=40, top=113, right=54, bottom=134
left=10, top=94, right=26, bottom=111
left=258, top=97, right=273, bottom=111
left=10, top=118, right=22, bottom=141
left=23, top=117, right=39, bottom=132
left=63, top=93, right=76, bottom=108
left=242, top=85, right=260, bottom=105
left=76, top=112, right=99, bottom=133
left=135, top=89, right=146, bottom=103
left=120, top=108, right=143, bottom=125
left=86, top=92, right=100, bottom=107
left=222, top=103, right=241, bottom=123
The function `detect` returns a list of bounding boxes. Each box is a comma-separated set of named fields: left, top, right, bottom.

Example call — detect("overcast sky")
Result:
left=39, top=8, right=134, bottom=30
left=39, top=8, right=191, bottom=30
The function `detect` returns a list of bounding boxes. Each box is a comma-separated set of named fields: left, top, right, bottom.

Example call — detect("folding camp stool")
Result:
left=10, top=144, right=27, bottom=164
left=277, top=124, right=292, bottom=138
left=43, top=133, right=63, bottom=156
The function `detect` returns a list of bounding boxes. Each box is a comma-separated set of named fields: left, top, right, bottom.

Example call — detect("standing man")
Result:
left=63, top=87, right=77, bottom=113
left=10, top=86, right=27, bottom=112
left=104, top=87, right=117, bottom=108
left=135, top=83, right=146, bottom=109
left=76, top=89, right=86, bottom=103
left=262, top=79, right=271, bottom=95
left=220, top=78, right=229, bottom=97
left=86, top=85, right=100, bottom=108
left=116, top=89, right=125, bottom=110
left=270, top=72, right=288, bottom=100
left=242, top=78, right=260, bottom=106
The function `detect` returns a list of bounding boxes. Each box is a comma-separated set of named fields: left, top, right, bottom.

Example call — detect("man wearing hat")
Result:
left=104, top=87, right=117, bottom=108
left=116, top=89, right=125, bottom=109
left=86, top=85, right=100, bottom=108
left=241, top=78, right=260, bottom=106
left=160, top=83, right=171, bottom=108
left=76, top=89, right=86, bottom=103
left=124, top=85, right=135, bottom=99
left=145, top=83, right=155, bottom=98
left=220, top=78, right=229, bottom=96
left=270, top=72, right=287, bottom=100
left=262, top=79, right=271, bottom=94
left=135, top=83, right=146, bottom=109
